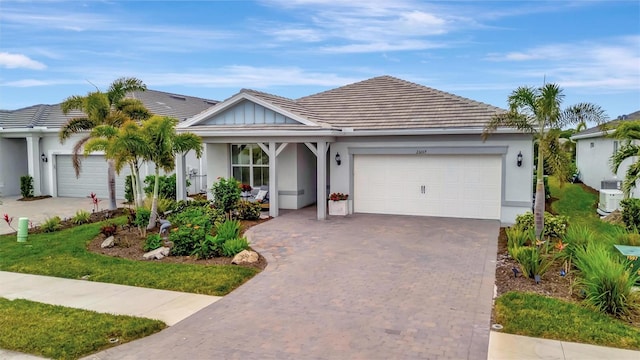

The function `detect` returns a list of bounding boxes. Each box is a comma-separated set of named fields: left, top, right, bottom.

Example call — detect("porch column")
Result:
left=316, top=141, right=327, bottom=220
left=268, top=142, right=278, bottom=217
left=175, top=153, right=187, bottom=201
left=25, top=135, right=42, bottom=196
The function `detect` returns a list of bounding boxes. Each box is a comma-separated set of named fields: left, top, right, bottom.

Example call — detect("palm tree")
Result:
left=611, top=120, right=640, bottom=198
left=483, top=84, right=606, bottom=239
left=140, top=116, right=202, bottom=229
left=83, top=120, right=149, bottom=208
left=59, top=77, right=147, bottom=210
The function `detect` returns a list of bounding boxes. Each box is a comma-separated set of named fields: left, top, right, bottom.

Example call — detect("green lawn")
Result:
left=0, top=218, right=258, bottom=296
left=548, top=176, right=623, bottom=236
left=495, top=292, right=640, bottom=350
left=0, top=298, right=165, bottom=360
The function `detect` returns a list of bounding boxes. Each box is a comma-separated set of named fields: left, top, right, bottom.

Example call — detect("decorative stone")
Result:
left=232, top=250, right=259, bottom=265
left=143, top=246, right=170, bottom=260
left=101, top=236, right=115, bottom=248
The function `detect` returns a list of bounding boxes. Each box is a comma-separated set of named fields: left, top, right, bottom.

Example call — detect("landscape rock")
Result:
left=101, top=236, right=115, bottom=248
left=231, top=250, right=259, bottom=265
left=143, top=246, right=170, bottom=260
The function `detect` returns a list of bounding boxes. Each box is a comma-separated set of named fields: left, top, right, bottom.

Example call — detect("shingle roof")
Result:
left=573, top=110, right=640, bottom=138
left=296, top=75, right=505, bottom=130
left=0, top=90, right=217, bottom=129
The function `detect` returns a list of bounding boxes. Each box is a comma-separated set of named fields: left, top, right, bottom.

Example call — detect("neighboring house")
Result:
left=0, top=90, right=217, bottom=199
left=571, top=110, right=640, bottom=198
left=176, top=76, right=533, bottom=223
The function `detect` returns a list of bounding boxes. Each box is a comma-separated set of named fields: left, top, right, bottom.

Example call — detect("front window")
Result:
left=231, top=144, right=269, bottom=187
left=613, top=140, right=619, bottom=155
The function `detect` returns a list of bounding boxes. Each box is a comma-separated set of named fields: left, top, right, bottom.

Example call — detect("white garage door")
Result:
left=56, top=155, right=129, bottom=199
left=354, top=154, right=502, bottom=220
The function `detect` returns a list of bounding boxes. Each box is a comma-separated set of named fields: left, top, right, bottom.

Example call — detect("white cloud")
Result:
left=483, top=36, right=640, bottom=92
left=0, top=53, right=46, bottom=70
left=143, top=66, right=361, bottom=89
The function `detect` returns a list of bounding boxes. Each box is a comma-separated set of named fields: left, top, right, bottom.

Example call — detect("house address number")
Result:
left=416, top=149, right=428, bottom=155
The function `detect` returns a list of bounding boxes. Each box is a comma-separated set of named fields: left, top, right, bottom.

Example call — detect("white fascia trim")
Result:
left=178, top=92, right=320, bottom=128
left=342, top=127, right=523, bottom=137
left=570, top=130, right=614, bottom=141
left=184, top=129, right=340, bottom=137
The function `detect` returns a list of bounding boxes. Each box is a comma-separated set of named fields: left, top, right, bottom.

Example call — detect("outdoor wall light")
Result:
left=41, top=153, right=48, bottom=163
left=335, top=152, right=342, bottom=166
left=516, top=151, right=523, bottom=167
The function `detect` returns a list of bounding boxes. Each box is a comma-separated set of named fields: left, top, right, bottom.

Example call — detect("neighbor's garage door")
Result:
left=354, top=154, right=501, bottom=220
left=56, top=155, right=129, bottom=199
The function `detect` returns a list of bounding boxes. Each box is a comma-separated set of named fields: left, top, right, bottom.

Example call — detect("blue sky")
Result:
left=0, top=0, right=638, bottom=121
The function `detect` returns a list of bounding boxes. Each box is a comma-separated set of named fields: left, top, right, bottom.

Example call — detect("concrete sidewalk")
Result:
left=1, top=272, right=639, bottom=360
left=0, top=196, right=127, bottom=235
left=0, top=271, right=221, bottom=325
left=488, top=331, right=640, bottom=360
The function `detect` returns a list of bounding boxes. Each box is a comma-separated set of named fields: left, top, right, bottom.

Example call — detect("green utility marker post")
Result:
left=17, top=217, right=29, bottom=242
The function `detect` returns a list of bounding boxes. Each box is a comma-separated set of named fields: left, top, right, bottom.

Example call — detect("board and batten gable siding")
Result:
left=202, top=100, right=301, bottom=126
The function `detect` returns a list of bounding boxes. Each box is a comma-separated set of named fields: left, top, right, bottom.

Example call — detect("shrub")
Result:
left=191, top=234, right=218, bottom=259
left=620, top=198, right=640, bottom=232
left=134, top=207, right=151, bottom=230
left=215, top=220, right=241, bottom=241
left=125, top=175, right=134, bottom=203
left=514, top=211, right=569, bottom=238
left=211, top=177, right=241, bottom=214
left=510, top=246, right=552, bottom=279
left=72, top=210, right=91, bottom=225
left=143, top=174, right=189, bottom=200
left=41, top=216, right=61, bottom=233
left=505, top=226, right=533, bottom=256
left=221, top=237, right=250, bottom=257
left=143, top=197, right=176, bottom=216
left=100, top=223, right=118, bottom=237
left=560, top=225, right=596, bottom=263
left=143, top=234, right=163, bottom=252
left=574, top=243, right=640, bottom=318
left=168, top=208, right=212, bottom=256
left=236, top=200, right=261, bottom=220
left=20, top=175, right=34, bottom=198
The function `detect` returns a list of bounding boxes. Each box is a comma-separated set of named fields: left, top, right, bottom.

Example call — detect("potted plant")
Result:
left=328, top=192, right=349, bottom=215
left=240, top=184, right=252, bottom=198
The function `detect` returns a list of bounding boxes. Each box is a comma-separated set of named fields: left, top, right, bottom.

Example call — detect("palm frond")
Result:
left=83, top=138, right=110, bottom=155
left=611, top=120, right=640, bottom=141
left=59, top=117, right=94, bottom=143
left=559, top=102, right=607, bottom=129
left=60, top=95, right=85, bottom=114
left=482, top=111, right=535, bottom=140
left=507, top=86, right=538, bottom=116
left=610, top=143, right=640, bottom=173
left=108, top=77, right=147, bottom=106
left=71, top=136, right=91, bottom=177
left=622, top=161, right=640, bottom=198
left=174, top=133, right=203, bottom=157
left=116, top=99, right=152, bottom=121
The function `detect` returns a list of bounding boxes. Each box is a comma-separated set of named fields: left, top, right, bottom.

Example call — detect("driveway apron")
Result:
left=88, top=207, right=499, bottom=360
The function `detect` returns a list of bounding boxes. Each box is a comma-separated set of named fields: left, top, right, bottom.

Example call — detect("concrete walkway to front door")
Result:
left=89, top=207, right=500, bottom=359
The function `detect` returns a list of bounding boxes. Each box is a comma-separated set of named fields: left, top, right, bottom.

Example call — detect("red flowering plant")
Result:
left=240, top=184, right=252, bottom=192
left=329, top=192, right=349, bottom=201
left=3, top=213, right=15, bottom=232
left=88, top=192, right=100, bottom=213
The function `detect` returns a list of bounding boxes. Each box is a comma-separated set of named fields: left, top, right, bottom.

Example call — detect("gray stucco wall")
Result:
left=0, top=138, right=28, bottom=196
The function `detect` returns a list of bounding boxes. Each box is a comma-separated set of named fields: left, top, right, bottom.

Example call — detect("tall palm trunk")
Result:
left=107, top=159, right=117, bottom=210
left=147, top=170, right=160, bottom=230
left=534, top=140, right=545, bottom=239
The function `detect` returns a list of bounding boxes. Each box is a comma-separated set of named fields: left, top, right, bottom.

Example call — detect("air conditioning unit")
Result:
left=601, top=179, right=622, bottom=190
left=598, top=189, right=623, bottom=213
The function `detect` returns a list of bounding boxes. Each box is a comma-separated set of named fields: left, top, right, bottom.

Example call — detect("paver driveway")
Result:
left=88, top=207, right=499, bottom=360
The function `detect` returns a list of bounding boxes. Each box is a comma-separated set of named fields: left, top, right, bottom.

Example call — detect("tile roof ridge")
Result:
left=384, top=75, right=505, bottom=112
left=130, top=89, right=218, bottom=103
left=241, top=88, right=297, bottom=102
left=296, top=76, right=386, bottom=101
left=30, top=105, right=51, bottom=126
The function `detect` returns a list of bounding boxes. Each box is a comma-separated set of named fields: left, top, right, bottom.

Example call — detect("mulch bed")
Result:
left=17, top=195, right=52, bottom=201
